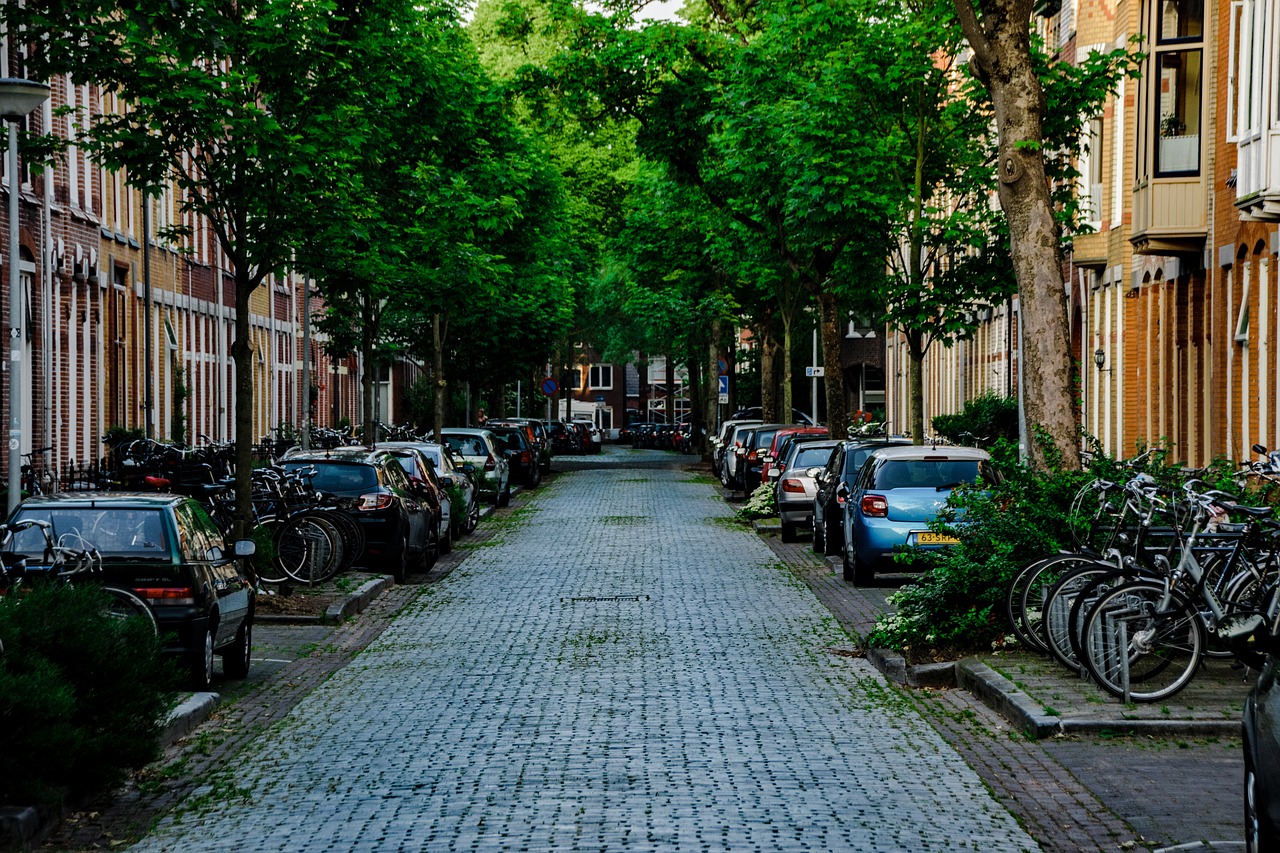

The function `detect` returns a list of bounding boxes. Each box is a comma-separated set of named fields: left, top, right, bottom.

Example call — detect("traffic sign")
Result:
left=717, top=358, right=729, bottom=375
left=805, top=366, right=826, bottom=378
left=540, top=377, right=559, bottom=397
left=717, top=375, right=729, bottom=395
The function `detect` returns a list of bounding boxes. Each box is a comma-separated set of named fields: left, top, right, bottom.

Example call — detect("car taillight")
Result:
left=358, top=493, right=395, bottom=511
left=520, top=451, right=531, bottom=464
left=781, top=479, right=805, bottom=494
left=134, top=587, right=195, bottom=606
left=747, top=450, right=758, bottom=462
left=860, top=495, right=889, bottom=517
left=484, top=454, right=497, bottom=471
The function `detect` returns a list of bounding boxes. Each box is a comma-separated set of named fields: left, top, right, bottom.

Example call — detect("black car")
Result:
left=280, top=448, right=434, bottom=582
left=811, top=437, right=912, bottom=556
left=5, top=494, right=257, bottom=689
left=488, top=424, right=542, bottom=487
left=546, top=420, right=580, bottom=454
left=1245, top=651, right=1280, bottom=852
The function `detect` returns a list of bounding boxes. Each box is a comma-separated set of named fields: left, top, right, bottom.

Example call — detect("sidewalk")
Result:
left=758, top=523, right=1252, bottom=739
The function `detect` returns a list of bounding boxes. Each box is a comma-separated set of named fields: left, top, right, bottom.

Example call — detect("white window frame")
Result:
left=588, top=363, right=613, bottom=390
left=1237, top=261, right=1253, bottom=342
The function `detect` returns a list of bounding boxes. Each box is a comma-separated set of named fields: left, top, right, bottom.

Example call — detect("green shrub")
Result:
left=931, top=393, right=1019, bottom=445
left=0, top=585, right=178, bottom=806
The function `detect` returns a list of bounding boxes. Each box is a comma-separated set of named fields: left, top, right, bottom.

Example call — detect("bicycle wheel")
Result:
left=1017, top=553, right=1102, bottom=654
left=275, top=516, right=338, bottom=584
left=1081, top=580, right=1205, bottom=702
left=1042, top=562, right=1124, bottom=674
left=250, top=516, right=290, bottom=584
left=307, top=509, right=361, bottom=571
left=101, top=586, right=158, bottom=635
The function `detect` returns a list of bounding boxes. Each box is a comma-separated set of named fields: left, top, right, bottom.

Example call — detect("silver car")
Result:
left=439, top=428, right=511, bottom=507
left=771, top=439, right=839, bottom=542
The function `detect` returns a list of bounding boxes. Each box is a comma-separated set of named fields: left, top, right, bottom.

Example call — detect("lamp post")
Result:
left=0, top=78, right=50, bottom=514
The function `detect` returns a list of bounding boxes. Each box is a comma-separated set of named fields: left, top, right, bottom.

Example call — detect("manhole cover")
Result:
left=561, top=594, right=651, bottom=604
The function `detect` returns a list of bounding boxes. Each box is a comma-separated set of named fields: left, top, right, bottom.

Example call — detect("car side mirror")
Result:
left=462, top=463, right=477, bottom=475
left=767, top=469, right=781, bottom=480
left=835, top=483, right=850, bottom=500
left=439, top=475, right=453, bottom=487
left=233, top=539, right=256, bottom=558
left=805, top=467, right=821, bottom=479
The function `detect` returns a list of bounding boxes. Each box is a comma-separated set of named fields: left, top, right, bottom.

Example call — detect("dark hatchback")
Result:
left=5, top=493, right=257, bottom=689
left=811, top=437, right=912, bottom=557
left=280, top=448, right=432, bottom=582
left=488, top=423, right=543, bottom=487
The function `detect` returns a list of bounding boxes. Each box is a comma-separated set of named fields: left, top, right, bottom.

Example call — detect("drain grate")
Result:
left=562, top=594, right=651, bottom=604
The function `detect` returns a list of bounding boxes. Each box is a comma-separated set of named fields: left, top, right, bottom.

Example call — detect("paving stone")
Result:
left=130, top=458, right=1038, bottom=852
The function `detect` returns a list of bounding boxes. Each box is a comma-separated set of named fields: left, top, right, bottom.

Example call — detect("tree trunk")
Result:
left=953, top=0, right=1081, bottom=470
left=232, top=275, right=254, bottom=540
left=818, top=290, right=847, bottom=438
left=432, top=313, right=446, bottom=440
left=665, top=351, right=676, bottom=424
left=759, top=326, right=778, bottom=423
left=908, top=332, right=925, bottom=443
left=361, top=290, right=375, bottom=445
left=780, top=311, right=794, bottom=422
left=706, top=317, right=723, bottom=459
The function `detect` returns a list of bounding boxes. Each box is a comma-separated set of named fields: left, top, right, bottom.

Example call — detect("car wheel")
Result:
left=465, top=499, right=480, bottom=534
left=498, top=482, right=511, bottom=507
left=852, top=550, right=874, bottom=587
left=823, top=515, right=842, bottom=557
left=440, top=521, right=453, bottom=555
left=393, top=533, right=409, bottom=584
left=812, top=517, right=824, bottom=553
left=1246, top=750, right=1278, bottom=853
left=220, top=617, right=253, bottom=680
left=780, top=521, right=797, bottom=543
left=420, top=524, right=439, bottom=572
left=529, top=467, right=542, bottom=488
left=190, top=624, right=215, bottom=690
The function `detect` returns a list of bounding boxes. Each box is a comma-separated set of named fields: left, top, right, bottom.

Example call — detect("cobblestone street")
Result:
left=130, top=454, right=1038, bottom=852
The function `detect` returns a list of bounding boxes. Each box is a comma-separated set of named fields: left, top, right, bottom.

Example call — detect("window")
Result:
left=1155, top=50, right=1202, bottom=175
left=588, top=364, right=613, bottom=390
left=1081, top=116, right=1105, bottom=223
left=1236, top=262, right=1252, bottom=342
left=1159, top=0, right=1203, bottom=40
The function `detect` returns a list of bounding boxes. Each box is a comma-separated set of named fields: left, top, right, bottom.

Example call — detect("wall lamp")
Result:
left=1094, top=348, right=1111, bottom=373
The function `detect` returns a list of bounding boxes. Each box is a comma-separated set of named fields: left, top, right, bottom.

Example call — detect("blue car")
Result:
left=841, top=445, right=996, bottom=585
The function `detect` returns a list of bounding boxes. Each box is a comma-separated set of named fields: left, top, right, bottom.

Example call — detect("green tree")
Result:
left=7, top=0, right=411, bottom=530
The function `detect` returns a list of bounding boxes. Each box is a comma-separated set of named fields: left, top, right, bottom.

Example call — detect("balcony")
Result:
left=1131, top=176, right=1207, bottom=255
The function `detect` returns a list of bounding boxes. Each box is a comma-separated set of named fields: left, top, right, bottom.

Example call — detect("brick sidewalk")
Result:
left=758, top=520, right=1247, bottom=853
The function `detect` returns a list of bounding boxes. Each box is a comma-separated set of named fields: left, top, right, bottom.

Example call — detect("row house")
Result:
left=0, top=70, right=371, bottom=476
left=887, top=0, right=1280, bottom=466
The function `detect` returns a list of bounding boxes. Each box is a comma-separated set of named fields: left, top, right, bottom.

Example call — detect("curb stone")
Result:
left=323, top=575, right=392, bottom=623
left=162, top=691, right=221, bottom=744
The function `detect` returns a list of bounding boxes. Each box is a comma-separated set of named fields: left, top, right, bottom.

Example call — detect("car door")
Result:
left=382, top=458, right=427, bottom=553
left=177, top=501, right=249, bottom=647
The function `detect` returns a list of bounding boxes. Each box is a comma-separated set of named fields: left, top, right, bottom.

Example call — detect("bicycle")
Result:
left=0, top=519, right=158, bottom=635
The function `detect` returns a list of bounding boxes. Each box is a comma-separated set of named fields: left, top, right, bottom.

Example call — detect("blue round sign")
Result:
left=540, top=377, right=559, bottom=397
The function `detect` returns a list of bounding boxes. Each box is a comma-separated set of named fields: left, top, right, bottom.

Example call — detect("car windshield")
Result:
left=872, top=459, right=990, bottom=490
left=5, top=507, right=169, bottom=559
left=283, top=462, right=378, bottom=492
left=444, top=436, right=486, bottom=457
left=791, top=445, right=836, bottom=469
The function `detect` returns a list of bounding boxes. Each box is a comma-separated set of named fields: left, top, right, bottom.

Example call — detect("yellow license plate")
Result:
left=916, top=531, right=960, bottom=545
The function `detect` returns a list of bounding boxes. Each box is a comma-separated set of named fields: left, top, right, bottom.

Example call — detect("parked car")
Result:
left=1245, top=652, right=1280, bottom=852
left=737, top=423, right=802, bottom=492
left=280, top=448, right=435, bottom=582
left=811, top=436, right=913, bottom=557
left=488, top=424, right=542, bottom=488
left=719, top=421, right=765, bottom=490
left=711, top=418, right=761, bottom=481
left=760, top=427, right=829, bottom=482
left=489, top=418, right=551, bottom=472
left=381, top=441, right=480, bottom=538
left=841, top=444, right=996, bottom=585
left=545, top=420, right=580, bottom=455
left=4, top=493, right=257, bottom=688
left=772, top=440, right=840, bottom=542
left=376, top=444, right=453, bottom=555
left=440, top=428, right=512, bottom=506
left=571, top=419, right=602, bottom=453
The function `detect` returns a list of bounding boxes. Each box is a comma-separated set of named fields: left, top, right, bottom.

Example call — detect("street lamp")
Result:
left=0, top=78, right=50, bottom=514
